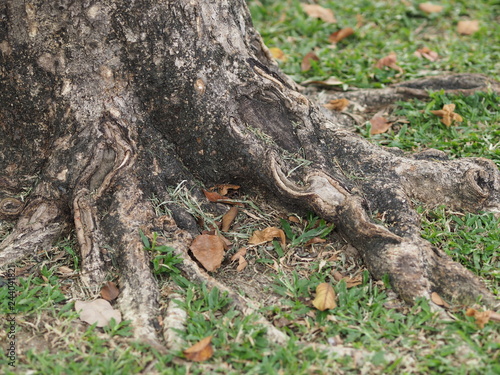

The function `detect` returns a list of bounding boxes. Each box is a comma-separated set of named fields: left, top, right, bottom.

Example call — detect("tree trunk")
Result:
left=1, top=0, right=498, bottom=346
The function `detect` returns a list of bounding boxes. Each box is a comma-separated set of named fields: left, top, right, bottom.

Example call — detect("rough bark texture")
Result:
left=1, top=0, right=499, bottom=347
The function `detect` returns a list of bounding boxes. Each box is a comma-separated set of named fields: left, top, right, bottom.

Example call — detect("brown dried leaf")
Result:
left=312, top=283, right=337, bottom=311
left=190, top=234, right=225, bottom=271
left=305, top=237, right=326, bottom=246
left=431, top=292, right=450, bottom=308
left=203, top=189, right=227, bottom=202
left=215, top=184, right=240, bottom=196
left=466, top=308, right=492, bottom=329
left=184, top=336, right=214, bottom=362
left=236, top=256, right=248, bottom=272
left=370, top=116, right=392, bottom=135
left=415, top=47, right=439, bottom=62
left=248, top=227, right=286, bottom=247
left=100, top=281, right=120, bottom=301
left=324, top=98, right=350, bottom=112
left=288, top=215, right=301, bottom=223
left=419, top=3, right=443, bottom=14
left=343, top=275, right=363, bottom=288
left=332, top=270, right=344, bottom=281
left=375, top=52, right=403, bottom=74
left=457, top=20, right=479, bottom=35
left=301, top=4, right=336, bottom=23
left=230, top=247, right=247, bottom=261
left=430, top=103, right=463, bottom=126
left=328, top=27, right=355, bottom=43
left=57, top=266, right=74, bottom=275
left=301, top=51, right=320, bottom=72
left=221, top=206, right=238, bottom=232
left=269, top=47, right=287, bottom=62
left=75, top=299, right=122, bottom=327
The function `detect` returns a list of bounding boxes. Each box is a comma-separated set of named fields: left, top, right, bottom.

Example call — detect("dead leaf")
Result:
left=100, top=281, right=120, bottom=301
left=375, top=52, right=403, bottom=74
left=190, top=234, right=225, bottom=271
left=288, top=215, right=300, bottom=223
left=236, top=256, right=248, bottom=272
left=431, top=292, right=450, bottom=308
left=342, top=275, right=362, bottom=288
left=230, top=247, right=247, bottom=261
left=312, top=283, right=337, bottom=311
left=430, top=103, right=463, bottom=126
left=328, top=27, right=355, bottom=43
left=457, top=20, right=479, bottom=35
left=57, top=266, right=74, bottom=275
left=248, top=227, right=286, bottom=247
left=332, top=270, right=343, bottom=281
left=305, top=237, right=326, bottom=246
left=370, top=116, right=392, bottom=135
left=419, top=3, right=443, bottom=13
left=301, top=51, right=320, bottom=72
left=301, top=76, right=344, bottom=87
left=75, top=299, right=122, bottom=327
left=203, top=189, right=228, bottom=202
left=215, top=184, right=240, bottom=196
left=466, top=308, right=492, bottom=329
left=301, top=4, right=336, bottom=23
left=323, top=98, right=350, bottom=111
left=269, top=47, right=287, bottom=62
left=184, top=336, right=214, bottom=362
left=221, top=206, right=238, bottom=232
left=415, top=47, right=439, bottom=62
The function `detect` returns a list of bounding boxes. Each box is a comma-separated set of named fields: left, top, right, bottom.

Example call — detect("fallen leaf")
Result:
left=288, top=215, right=301, bottom=223
left=301, top=4, right=336, bottom=23
left=221, top=206, right=238, bottom=232
left=57, top=266, right=74, bottom=275
left=342, top=275, right=363, bottom=288
left=431, top=292, right=450, bottom=308
left=466, top=308, right=492, bottom=329
left=230, top=247, right=247, bottom=261
left=190, top=234, right=225, bottom=271
left=236, top=256, right=248, bottom=272
left=328, top=27, right=355, bottom=43
left=324, top=98, right=350, bottom=111
left=430, top=103, right=463, bottom=126
left=203, top=189, right=228, bottom=202
left=370, top=116, right=392, bottom=135
left=305, top=237, right=326, bottom=246
left=301, top=51, right=320, bottom=72
left=301, top=76, right=344, bottom=86
left=375, top=52, right=403, bottom=74
left=419, top=3, right=443, bottom=13
left=332, top=270, right=343, bottom=281
left=100, top=281, right=120, bottom=301
left=215, top=184, right=240, bottom=196
left=248, top=227, right=286, bottom=247
left=269, top=47, right=287, bottom=62
left=415, top=47, right=439, bottom=62
left=75, top=299, right=122, bottom=327
left=457, top=20, right=479, bottom=35
left=184, top=336, right=214, bottom=362
left=312, top=283, right=337, bottom=311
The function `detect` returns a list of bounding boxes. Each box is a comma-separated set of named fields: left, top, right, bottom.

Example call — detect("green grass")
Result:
left=250, top=0, right=500, bottom=87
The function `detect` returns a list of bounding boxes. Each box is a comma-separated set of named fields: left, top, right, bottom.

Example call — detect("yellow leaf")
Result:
left=312, top=283, right=337, bottom=311
left=183, top=336, right=214, bottom=362
left=248, top=227, right=286, bottom=247
left=301, top=4, right=336, bottom=23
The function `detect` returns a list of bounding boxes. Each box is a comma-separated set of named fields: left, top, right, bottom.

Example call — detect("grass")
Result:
left=2, top=0, right=500, bottom=374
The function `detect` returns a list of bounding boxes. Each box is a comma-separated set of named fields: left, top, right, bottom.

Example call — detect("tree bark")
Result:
left=1, top=0, right=499, bottom=346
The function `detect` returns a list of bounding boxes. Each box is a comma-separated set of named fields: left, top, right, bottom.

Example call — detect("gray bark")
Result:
left=1, top=0, right=498, bottom=346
